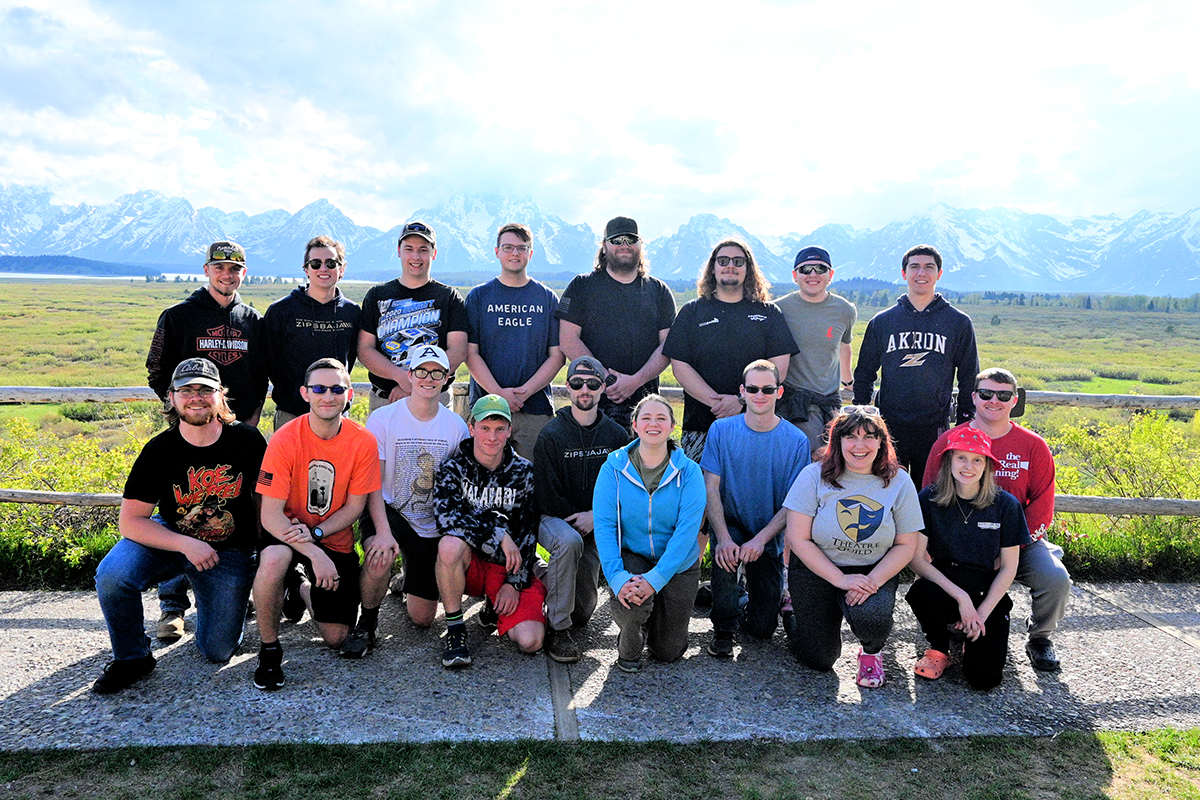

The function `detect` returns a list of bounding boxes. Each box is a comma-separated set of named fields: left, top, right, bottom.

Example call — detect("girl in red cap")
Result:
left=906, top=427, right=1031, bottom=690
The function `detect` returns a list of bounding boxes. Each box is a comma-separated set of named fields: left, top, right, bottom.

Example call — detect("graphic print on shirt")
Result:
left=172, top=464, right=243, bottom=542
left=194, top=325, right=249, bottom=366
left=307, top=460, right=334, bottom=516
left=391, top=440, right=452, bottom=527
left=377, top=298, right=441, bottom=368
left=836, top=495, right=885, bottom=543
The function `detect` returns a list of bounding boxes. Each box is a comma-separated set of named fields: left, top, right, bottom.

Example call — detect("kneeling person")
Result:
left=252, top=359, right=383, bottom=690
left=435, top=395, right=546, bottom=668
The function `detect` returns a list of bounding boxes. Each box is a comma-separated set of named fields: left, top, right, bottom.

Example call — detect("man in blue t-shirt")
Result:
left=465, top=223, right=564, bottom=458
left=700, top=359, right=810, bottom=657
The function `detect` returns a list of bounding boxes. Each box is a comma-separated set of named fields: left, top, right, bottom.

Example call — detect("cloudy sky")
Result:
left=2, top=0, right=1197, bottom=238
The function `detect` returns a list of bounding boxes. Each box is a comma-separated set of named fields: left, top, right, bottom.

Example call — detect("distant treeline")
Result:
left=832, top=278, right=1200, bottom=313
left=0, top=254, right=160, bottom=277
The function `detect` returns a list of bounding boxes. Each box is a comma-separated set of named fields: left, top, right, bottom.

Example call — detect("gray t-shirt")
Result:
left=783, top=462, right=923, bottom=567
left=776, top=291, right=857, bottom=395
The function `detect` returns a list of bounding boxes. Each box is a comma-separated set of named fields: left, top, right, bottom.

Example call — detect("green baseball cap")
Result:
left=470, top=394, right=511, bottom=423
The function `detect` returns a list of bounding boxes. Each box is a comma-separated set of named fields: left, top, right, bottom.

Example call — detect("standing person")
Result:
left=145, top=241, right=267, bottom=642
left=907, top=427, right=1030, bottom=690
left=434, top=396, right=545, bottom=668
left=465, top=223, right=564, bottom=457
left=922, top=368, right=1070, bottom=672
left=782, top=407, right=922, bottom=688
left=593, top=395, right=705, bottom=673
left=701, top=360, right=810, bottom=657
left=349, top=345, right=469, bottom=656
left=357, top=221, right=468, bottom=411
left=533, top=356, right=630, bottom=662
left=852, top=244, right=978, bottom=480
left=92, top=359, right=266, bottom=694
left=251, top=359, right=384, bottom=689
left=557, top=216, right=676, bottom=431
left=262, top=236, right=361, bottom=430
left=664, top=238, right=796, bottom=461
left=776, top=246, right=857, bottom=456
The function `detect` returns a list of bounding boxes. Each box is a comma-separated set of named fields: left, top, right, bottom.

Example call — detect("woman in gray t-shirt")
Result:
left=782, top=406, right=922, bottom=688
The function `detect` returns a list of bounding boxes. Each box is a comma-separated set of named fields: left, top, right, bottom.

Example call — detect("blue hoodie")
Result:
left=593, top=441, right=705, bottom=593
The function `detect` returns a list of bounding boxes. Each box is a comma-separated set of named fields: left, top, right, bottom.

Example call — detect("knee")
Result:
left=508, top=622, right=545, bottom=653
left=542, top=520, right=583, bottom=559
left=256, top=546, right=293, bottom=578
left=198, top=638, right=240, bottom=664
left=437, top=536, right=468, bottom=566
left=407, top=597, right=437, bottom=628
left=648, top=640, right=686, bottom=663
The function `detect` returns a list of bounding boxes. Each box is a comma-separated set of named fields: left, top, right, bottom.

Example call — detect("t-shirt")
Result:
left=255, top=416, right=381, bottom=554
left=917, top=486, right=1031, bottom=572
left=555, top=269, right=676, bottom=386
left=776, top=291, right=857, bottom=395
left=783, top=463, right=923, bottom=567
left=367, top=399, right=469, bottom=537
left=699, top=415, right=810, bottom=555
left=359, top=279, right=468, bottom=393
left=123, top=422, right=267, bottom=551
left=465, top=277, right=560, bottom=417
left=662, top=297, right=797, bottom=432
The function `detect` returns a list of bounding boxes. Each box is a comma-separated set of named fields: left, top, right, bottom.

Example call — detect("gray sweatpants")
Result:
left=537, top=515, right=602, bottom=632
left=1015, top=538, right=1072, bottom=639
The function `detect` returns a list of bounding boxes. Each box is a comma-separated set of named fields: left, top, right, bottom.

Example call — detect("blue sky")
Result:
left=1, top=0, right=1197, bottom=237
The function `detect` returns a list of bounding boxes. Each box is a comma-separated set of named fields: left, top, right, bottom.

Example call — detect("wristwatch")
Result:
left=311, top=526, right=325, bottom=541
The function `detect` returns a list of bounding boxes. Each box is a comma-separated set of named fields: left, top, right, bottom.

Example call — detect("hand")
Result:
left=711, top=394, right=743, bottom=419
left=714, top=538, right=741, bottom=572
left=499, top=534, right=523, bottom=575
left=845, top=587, right=874, bottom=607
left=278, top=517, right=312, bottom=545
left=494, top=583, right=519, bottom=617
left=496, top=387, right=524, bottom=413
left=738, top=538, right=765, bottom=564
left=838, top=573, right=879, bottom=605
left=617, top=576, right=654, bottom=608
left=565, top=511, right=594, bottom=535
left=310, top=550, right=341, bottom=591
left=387, top=384, right=410, bottom=403
left=364, top=530, right=400, bottom=571
left=956, top=598, right=986, bottom=641
left=180, top=538, right=219, bottom=572
left=605, top=370, right=641, bottom=404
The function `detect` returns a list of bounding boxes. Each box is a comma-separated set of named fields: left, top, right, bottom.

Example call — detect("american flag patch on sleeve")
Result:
left=258, top=469, right=272, bottom=487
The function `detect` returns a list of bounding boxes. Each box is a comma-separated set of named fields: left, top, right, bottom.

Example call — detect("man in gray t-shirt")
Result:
left=776, top=246, right=857, bottom=455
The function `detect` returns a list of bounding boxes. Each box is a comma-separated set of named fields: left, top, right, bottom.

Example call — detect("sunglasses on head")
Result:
left=976, top=388, right=1015, bottom=402
left=307, top=384, right=348, bottom=395
left=841, top=404, right=881, bottom=417
left=568, top=378, right=603, bottom=391
left=743, top=384, right=778, bottom=394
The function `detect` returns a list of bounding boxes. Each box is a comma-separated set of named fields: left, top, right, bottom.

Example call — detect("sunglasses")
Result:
left=209, top=248, right=245, bottom=263
left=307, top=384, right=348, bottom=395
left=794, top=263, right=830, bottom=275
left=305, top=258, right=341, bottom=270
left=607, top=234, right=640, bottom=246
left=568, top=378, right=603, bottom=391
left=976, top=388, right=1015, bottom=402
left=715, top=256, right=747, bottom=268
left=411, top=367, right=447, bottom=381
left=743, top=384, right=778, bottom=394
left=841, top=404, right=881, bottom=417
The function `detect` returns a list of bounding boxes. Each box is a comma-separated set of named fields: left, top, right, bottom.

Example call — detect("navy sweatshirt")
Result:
left=262, top=286, right=361, bottom=416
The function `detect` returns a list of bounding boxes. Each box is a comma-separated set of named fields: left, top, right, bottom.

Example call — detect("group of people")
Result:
left=90, top=215, right=1071, bottom=697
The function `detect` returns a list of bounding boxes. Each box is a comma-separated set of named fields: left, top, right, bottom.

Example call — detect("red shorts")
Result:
left=464, top=556, right=547, bottom=635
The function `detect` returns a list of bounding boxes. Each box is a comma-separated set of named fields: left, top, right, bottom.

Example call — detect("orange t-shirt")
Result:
left=256, top=416, right=381, bottom=553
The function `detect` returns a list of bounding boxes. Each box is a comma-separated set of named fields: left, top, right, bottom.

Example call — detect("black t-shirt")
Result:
left=662, top=297, right=797, bottom=432
left=123, top=422, right=267, bottom=551
left=917, top=486, right=1031, bottom=572
left=359, top=279, right=468, bottom=393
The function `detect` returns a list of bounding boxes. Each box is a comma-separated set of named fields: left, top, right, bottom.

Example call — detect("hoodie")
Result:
left=262, top=286, right=361, bottom=416
left=532, top=406, right=630, bottom=519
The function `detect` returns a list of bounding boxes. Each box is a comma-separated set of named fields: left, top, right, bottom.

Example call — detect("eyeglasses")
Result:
left=743, top=385, right=777, bottom=394
left=568, top=378, right=603, bottom=391
left=976, top=388, right=1015, bottom=402
left=841, top=404, right=881, bottom=417
left=499, top=244, right=531, bottom=254
left=795, top=263, right=830, bottom=275
left=305, top=258, right=342, bottom=270
left=606, top=234, right=640, bottom=246
left=173, top=386, right=216, bottom=398
left=307, top=384, right=348, bottom=395
left=715, top=256, right=747, bottom=268
left=411, top=367, right=448, bottom=381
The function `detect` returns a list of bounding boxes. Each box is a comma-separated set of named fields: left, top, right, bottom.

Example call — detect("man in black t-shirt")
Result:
left=93, top=358, right=267, bottom=694
left=357, top=221, right=469, bottom=412
left=556, top=216, right=676, bottom=431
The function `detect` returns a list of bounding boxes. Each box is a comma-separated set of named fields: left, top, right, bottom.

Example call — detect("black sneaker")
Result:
left=442, top=627, right=472, bottom=669
left=477, top=599, right=498, bottom=632
left=282, top=567, right=306, bottom=623
left=92, top=654, right=156, bottom=694
left=340, top=624, right=376, bottom=659
left=253, top=646, right=285, bottom=691
left=1026, top=637, right=1061, bottom=671
left=707, top=631, right=735, bottom=658
left=546, top=627, right=581, bottom=663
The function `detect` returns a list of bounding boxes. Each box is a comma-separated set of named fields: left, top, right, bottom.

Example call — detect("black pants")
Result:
left=886, top=422, right=944, bottom=483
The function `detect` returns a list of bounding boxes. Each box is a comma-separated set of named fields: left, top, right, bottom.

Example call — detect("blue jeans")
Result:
left=95, top=538, right=254, bottom=662
left=158, top=574, right=192, bottom=614
left=709, top=532, right=783, bottom=639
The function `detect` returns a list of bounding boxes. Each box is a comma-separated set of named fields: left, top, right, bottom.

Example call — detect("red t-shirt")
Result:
left=256, top=416, right=381, bottom=553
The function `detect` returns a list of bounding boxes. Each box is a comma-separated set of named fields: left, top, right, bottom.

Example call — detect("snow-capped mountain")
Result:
left=646, top=213, right=794, bottom=282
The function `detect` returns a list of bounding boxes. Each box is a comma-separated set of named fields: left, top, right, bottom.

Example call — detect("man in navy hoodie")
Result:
left=852, top=244, right=978, bottom=481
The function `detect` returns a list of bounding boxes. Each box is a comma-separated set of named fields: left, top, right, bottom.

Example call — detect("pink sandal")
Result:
left=856, top=649, right=886, bottom=688
left=914, top=649, right=949, bottom=680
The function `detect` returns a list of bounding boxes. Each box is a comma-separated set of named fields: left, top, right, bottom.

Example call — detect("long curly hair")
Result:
left=819, top=409, right=899, bottom=489
left=696, top=238, right=771, bottom=302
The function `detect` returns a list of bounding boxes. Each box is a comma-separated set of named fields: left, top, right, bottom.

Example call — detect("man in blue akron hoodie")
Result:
left=262, top=236, right=361, bottom=430
left=852, top=244, right=979, bottom=482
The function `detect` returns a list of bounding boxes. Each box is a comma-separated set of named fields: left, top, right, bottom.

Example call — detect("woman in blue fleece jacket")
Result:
left=593, top=394, right=705, bottom=673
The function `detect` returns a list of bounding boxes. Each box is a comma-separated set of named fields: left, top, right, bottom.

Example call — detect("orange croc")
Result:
left=914, top=649, right=949, bottom=680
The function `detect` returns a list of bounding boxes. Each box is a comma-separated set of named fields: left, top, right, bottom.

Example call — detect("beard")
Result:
left=179, top=407, right=216, bottom=426
left=572, top=393, right=599, bottom=412
left=606, top=250, right=639, bottom=274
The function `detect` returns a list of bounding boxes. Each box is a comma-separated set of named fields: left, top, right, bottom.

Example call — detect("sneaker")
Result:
left=780, top=593, right=793, bottom=616
left=253, top=646, right=285, bottom=691
left=616, top=657, right=641, bottom=674
left=92, top=654, right=156, bottom=694
left=340, top=624, right=376, bottom=659
left=442, top=627, right=472, bottom=669
left=477, top=599, right=498, bottom=633
left=282, top=568, right=306, bottom=622
left=545, top=627, right=581, bottom=663
left=856, top=649, right=886, bottom=688
left=156, top=611, right=184, bottom=642
left=388, top=570, right=406, bottom=597
left=707, top=631, right=735, bottom=658
left=1026, top=637, right=1061, bottom=672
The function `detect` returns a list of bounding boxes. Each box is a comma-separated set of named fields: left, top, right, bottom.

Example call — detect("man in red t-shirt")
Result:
left=251, top=358, right=386, bottom=691
left=923, top=367, right=1071, bottom=672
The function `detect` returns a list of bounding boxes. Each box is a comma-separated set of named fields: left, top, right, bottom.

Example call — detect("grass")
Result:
left=0, top=732, right=1196, bottom=799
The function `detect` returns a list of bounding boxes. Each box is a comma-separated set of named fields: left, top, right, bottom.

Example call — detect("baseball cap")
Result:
left=206, top=241, right=247, bottom=267
left=941, top=426, right=997, bottom=466
left=407, top=344, right=450, bottom=371
left=604, top=216, right=639, bottom=241
left=470, top=394, right=512, bottom=423
left=794, top=246, right=832, bottom=268
left=398, top=220, right=437, bottom=248
left=171, top=358, right=222, bottom=390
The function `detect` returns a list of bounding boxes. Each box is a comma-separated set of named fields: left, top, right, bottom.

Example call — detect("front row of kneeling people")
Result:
left=92, top=351, right=1066, bottom=695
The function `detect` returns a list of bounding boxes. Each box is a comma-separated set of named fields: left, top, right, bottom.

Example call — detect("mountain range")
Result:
left=1, top=183, right=1198, bottom=294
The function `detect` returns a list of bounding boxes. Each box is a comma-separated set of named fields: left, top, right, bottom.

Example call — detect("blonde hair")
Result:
left=931, top=450, right=998, bottom=509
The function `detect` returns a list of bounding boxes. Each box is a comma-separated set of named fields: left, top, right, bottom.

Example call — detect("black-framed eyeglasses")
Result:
left=411, top=367, right=447, bottom=381
left=841, top=404, right=881, bottom=417
left=307, top=384, right=348, bottom=395
left=305, top=258, right=342, bottom=271
left=976, top=388, right=1015, bottom=402
left=568, top=378, right=603, bottom=391
left=499, top=244, right=531, bottom=254
left=607, top=234, right=640, bottom=246
left=715, top=256, right=747, bottom=268
left=795, top=263, right=830, bottom=275
left=743, top=384, right=778, bottom=394
left=173, top=386, right=216, bottom=398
